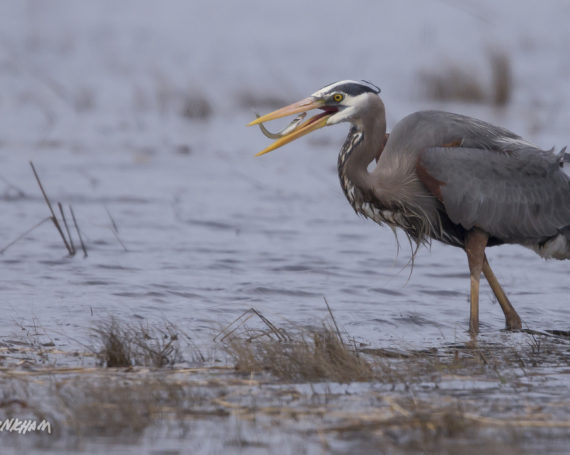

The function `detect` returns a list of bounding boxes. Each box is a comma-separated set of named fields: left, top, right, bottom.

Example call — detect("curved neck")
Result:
left=337, top=97, right=386, bottom=194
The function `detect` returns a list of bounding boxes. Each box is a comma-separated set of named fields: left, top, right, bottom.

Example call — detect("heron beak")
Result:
left=248, top=97, right=333, bottom=156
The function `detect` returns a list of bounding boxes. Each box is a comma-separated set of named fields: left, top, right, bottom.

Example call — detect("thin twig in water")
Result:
left=109, top=227, right=128, bottom=252
left=70, top=205, right=88, bottom=258
left=0, top=216, right=51, bottom=254
left=30, top=162, right=73, bottom=255
left=105, top=206, right=119, bottom=233
left=105, top=206, right=128, bottom=251
left=58, top=202, right=75, bottom=255
left=323, top=297, right=344, bottom=346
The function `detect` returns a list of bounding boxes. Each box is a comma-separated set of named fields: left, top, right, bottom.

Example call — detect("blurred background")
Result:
left=1, top=0, right=569, bottom=348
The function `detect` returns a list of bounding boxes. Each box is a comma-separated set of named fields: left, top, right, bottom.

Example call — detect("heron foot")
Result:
left=505, top=312, right=522, bottom=331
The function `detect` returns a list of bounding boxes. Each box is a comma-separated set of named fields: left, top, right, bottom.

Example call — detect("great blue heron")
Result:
left=249, top=80, right=570, bottom=335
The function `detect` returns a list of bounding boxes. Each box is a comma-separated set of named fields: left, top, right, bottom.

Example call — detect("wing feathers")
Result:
left=418, top=146, right=570, bottom=243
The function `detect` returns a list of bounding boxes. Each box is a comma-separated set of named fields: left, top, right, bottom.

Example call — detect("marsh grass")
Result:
left=180, top=92, right=213, bottom=120
left=421, top=50, right=512, bottom=106
left=148, top=73, right=213, bottom=120
left=220, top=307, right=569, bottom=386
left=93, top=318, right=184, bottom=368
left=422, top=66, right=486, bottom=103
left=1, top=320, right=569, bottom=453
left=221, top=307, right=376, bottom=382
left=226, top=324, right=375, bottom=382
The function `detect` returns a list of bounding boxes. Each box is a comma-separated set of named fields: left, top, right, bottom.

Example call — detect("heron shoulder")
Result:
left=385, top=109, right=545, bottom=157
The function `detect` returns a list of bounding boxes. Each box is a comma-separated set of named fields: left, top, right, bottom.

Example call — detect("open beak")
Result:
left=248, top=97, right=335, bottom=156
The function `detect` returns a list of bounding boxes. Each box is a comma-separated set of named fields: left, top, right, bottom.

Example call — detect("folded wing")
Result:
left=417, top=145, right=570, bottom=243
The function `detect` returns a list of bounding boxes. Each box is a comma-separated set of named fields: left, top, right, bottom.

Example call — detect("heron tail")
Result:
left=533, top=225, right=570, bottom=260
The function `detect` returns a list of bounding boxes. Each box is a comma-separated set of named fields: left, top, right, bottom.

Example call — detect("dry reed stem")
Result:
left=70, top=205, right=88, bottom=257
left=1, top=165, right=88, bottom=256
left=324, top=297, right=344, bottom=347
left=30, top=161, right=73, bottom=255
left=0, top=216, right=51, bottom=254
left=105, top=206, right=127, bottom=252
left=58, top=202, right=75, bottom=255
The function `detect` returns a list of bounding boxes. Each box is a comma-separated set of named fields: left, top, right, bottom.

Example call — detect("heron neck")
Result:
left=338, top=101, right=387, bottom=192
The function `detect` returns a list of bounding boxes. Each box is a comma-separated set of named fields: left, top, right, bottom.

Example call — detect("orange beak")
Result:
left=248, top=97, right=334, bottom=156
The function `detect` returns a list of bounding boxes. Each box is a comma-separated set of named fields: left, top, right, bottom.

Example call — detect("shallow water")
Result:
left=1, top=0, right=569, bottom=353
left=2, top=121, right=568, bottom=352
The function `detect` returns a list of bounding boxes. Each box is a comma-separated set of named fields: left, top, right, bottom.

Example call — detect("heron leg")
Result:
left=465, top=229, right=488, bottom=335
left=482, top=256, right=522, bottom=330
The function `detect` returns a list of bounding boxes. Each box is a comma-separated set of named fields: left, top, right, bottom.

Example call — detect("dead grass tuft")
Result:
left=151, top=73, right=213, bottom=120
left=93, top=318, right=132, bottom=367
left=420, top=50, right=512, bottom=106
left=422, top=65, right=485, bottom=103
left=223, top=309, right=375, bottom=382
left=93, top=318, right=183, bottom=368
left=180, top=92, right=213, bottom=120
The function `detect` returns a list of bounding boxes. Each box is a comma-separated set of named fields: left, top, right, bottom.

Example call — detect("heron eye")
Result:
left=333, top=93, right=344, bottom=102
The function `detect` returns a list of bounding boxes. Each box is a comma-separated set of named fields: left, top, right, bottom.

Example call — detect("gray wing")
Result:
left=418, top=145, right=570, bottom=242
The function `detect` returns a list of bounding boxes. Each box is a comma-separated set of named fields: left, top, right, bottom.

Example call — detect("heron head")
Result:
left=248, top=80, right=381, bottom=156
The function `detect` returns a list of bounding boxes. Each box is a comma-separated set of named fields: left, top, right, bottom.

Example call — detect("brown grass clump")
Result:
left=93, top=318, right=132, bottom=367
left=133, top=72, right=213, bottom=120
left=180, top=92, right=213, bottom=120
left=422, top=65, right=486, bottom=104
left=225, top=322, right=375, bottom=383
left=93, top=318, right=183, bottom=368
left=420, top=50, right=512, bottom=106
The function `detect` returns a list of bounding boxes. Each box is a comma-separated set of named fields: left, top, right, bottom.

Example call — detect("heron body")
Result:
left=249, top=80, right=570, bottom=334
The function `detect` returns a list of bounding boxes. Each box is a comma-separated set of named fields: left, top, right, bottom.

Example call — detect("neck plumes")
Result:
left=337, top=97, right=387, bottom=210
left=336, top=97, right=440, bottom=246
